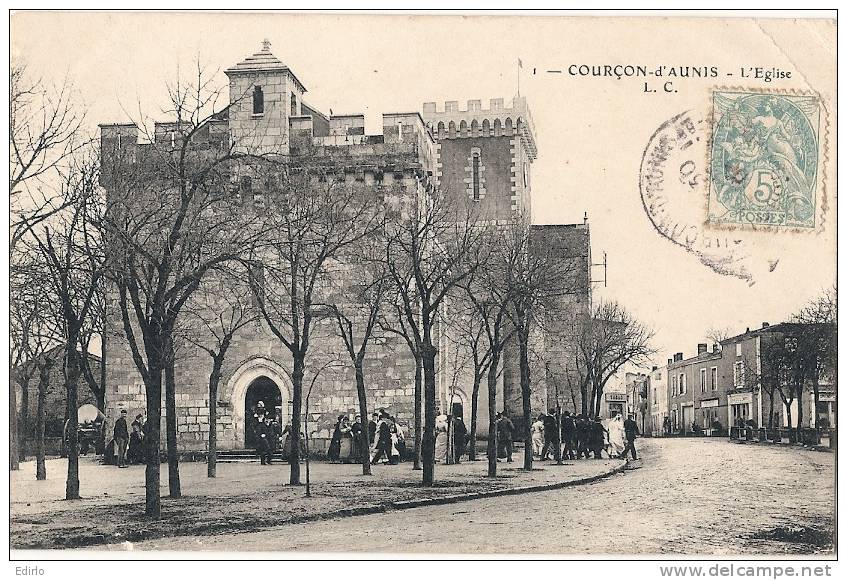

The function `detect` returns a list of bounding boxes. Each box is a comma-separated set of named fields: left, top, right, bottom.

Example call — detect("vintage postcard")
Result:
left=7, top=10, right=837, bottom=567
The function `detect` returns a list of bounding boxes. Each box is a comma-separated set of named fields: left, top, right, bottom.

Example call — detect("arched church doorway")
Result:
left=244, top=376, right=282, bottom=448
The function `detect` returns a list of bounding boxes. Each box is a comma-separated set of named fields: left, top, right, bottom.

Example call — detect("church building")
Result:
left=101, top=43, right=592, bottom=452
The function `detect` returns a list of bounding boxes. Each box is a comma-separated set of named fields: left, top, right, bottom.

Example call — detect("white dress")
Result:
left=434, top=415, right=449, bottom=463
left=607, top=417, right=626, bottom=457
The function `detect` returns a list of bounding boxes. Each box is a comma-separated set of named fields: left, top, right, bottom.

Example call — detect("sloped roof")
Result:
left=224, top=41, right=307, bottom=93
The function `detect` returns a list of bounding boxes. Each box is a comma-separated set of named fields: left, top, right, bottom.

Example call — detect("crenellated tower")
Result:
left=422, top=97, right=537, bottom=220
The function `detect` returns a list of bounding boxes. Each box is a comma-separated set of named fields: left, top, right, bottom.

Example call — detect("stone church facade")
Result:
left=101, top=43, right=592, bottom=451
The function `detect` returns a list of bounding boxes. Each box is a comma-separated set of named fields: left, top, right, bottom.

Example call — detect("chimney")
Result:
left=673, top=352, right=684, bottom=362
left=712, top=343, right=720, bottom=353
left=667, top=358, right=673, bottom=367
left=697, top=343, right=708, bottom=355
left=746, top=327, right=750, bottom=333
left=762, top=322, right=769, bottom=328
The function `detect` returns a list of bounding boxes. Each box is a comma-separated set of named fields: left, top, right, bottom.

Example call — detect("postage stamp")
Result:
left=706, top=90, right=822, bottom=229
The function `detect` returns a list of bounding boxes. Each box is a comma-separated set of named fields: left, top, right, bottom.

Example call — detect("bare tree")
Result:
left=576, top=301, right=656, bottom=419
left=183, top=266, right=259, bottom=478
left=705, top=327, right=732, bottom=352
left=248, top=165, right=382, bottom=486
left=102, top=66, right=263, bottom=517
left=24, top=150, right=106, bottom=500
left=10, top=255, right=63, bottom=472
left=457, top=223, right=519, bottom=477
left=384, top=185, right=484, bottom=486
left=444, top=302, right=494, bottom=463
left=793, top=287, right=837, bottom=435
left=378, top=295, right=424, bottom=471
left=322, top=246, right=390, bottom=476
left=506, top=222, right=582, bottom=472
left=10, top=62, right=88, bottom=252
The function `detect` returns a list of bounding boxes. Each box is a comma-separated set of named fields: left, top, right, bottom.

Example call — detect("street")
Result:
left=102, top=438, right=834, bottom=555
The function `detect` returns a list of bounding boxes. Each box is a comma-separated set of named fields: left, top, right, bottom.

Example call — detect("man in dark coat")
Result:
left=253, top=402, right=274, bottom=465
left=451, top=415, right=468, bottom=464
left=541, top=409, right=560, bottom=461
left=350, top=415, right=365, bottom=462
left=589, top=416, right=608, bottom=459
left=370, top=412, right=393, bottom=465
left=495, top=411, right=515, bottom=462
left=575, top=414, right=590, bottom=459
left=368, top=413, right=379, bottom=448
left=113, top=409, right=129, bottom=468
left=622, top=414, right=640, bottom=460
left=560, top=411, right=576, bottom=460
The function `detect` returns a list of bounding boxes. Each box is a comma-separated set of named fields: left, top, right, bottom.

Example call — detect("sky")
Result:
left=9, top=12, right=837, bottom=365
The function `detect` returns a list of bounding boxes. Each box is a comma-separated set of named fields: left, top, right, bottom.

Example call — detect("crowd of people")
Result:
left=324, top=409, right=408, bottom=465
left=529, top=410, right=640, bottom=461
left=255, top=403, right=641, bottom=465
left=108, top=401, right=640, bottom=467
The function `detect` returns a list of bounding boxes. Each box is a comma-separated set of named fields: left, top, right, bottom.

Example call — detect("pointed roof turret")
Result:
left=224, top=40, right=306, bottom=93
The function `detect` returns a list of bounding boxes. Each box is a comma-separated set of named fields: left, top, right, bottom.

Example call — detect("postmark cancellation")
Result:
left=706, top=90, right=823, bottom=230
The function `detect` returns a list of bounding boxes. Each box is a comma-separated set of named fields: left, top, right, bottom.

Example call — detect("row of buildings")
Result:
left=638, top=322, right=836, bottom=437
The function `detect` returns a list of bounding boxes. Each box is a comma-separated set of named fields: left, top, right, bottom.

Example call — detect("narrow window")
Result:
left=711, top=367, right=717, bottom=391
left=240, top=176, right=253, bottom=204
left=472, top=153, right=481, bottom=201
left=253, top=86, right=264, bottom=115
left=290, top=93, right=297, bottom=116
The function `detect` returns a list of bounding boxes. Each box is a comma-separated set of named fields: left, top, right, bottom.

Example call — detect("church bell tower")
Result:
left=224, top=40, right=307, bottom=155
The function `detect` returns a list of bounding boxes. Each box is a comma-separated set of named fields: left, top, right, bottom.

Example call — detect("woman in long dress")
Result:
left=338, top=416, right=353, bottom=462
left=607, top=414, right=626, bottom=458
left=531, top=416, right=545, bottom=458
left=434, top=414, right=449, bottom=463
left=327, top=415, right=344, bottom=462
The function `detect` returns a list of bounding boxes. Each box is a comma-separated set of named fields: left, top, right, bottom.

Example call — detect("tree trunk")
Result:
left=10, top=374, right=20, bottom=471
left=144, top=363, right=163, bottom=518
left=289, top=353, right=304, bottom=485
left=98, top=329, right=107, bottom=454
left=580, top=383, right=588, bottom=416
left=164, top=356, right=181, bottom=498
left=421, top=343, right=437, bottom=486
left=486, top=352, right=501, bottom=478
left=353, top=363, right=372, bottom=475
left=593, top=383, right=604, bottom=417
left=519, top=329, right=532, bottom=472
left=36, top=363, right=50, bottom=480
left=469, top=372, right=481, bottom=461
left=413, top=353, right=422, bottom=471
left=767, top=384, right=775, bottom=429
left=796, top=382, right=804, bottom=433
left=64, top=346, right=81, bottom=500
left=207, top=355, right=223, bottom=479
left=19, top=375, right=30, bottom=462
left=812, top=375, right=821, bottom=444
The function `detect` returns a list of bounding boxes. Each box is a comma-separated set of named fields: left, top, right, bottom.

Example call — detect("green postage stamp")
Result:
left=707, top=90, right=822, bottom=229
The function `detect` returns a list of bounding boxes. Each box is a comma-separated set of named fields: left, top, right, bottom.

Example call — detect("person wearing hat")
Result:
left=495, top=410, right=515, bottom=462
left=113, top=409, right=129, bottom=468
left=621, top=414, right=640, bottom=460
left=589, top=416, right=608, bottom=459
left=370, top=410, right=393, bottom=465
left=253, top=401, right=274, bottom=465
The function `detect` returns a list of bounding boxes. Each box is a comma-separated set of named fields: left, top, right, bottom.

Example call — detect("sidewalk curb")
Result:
left=389, top=460, right=628, bottom=511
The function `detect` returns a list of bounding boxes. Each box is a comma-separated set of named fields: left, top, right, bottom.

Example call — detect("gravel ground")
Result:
left=87, top=438, right=835, bottom=556
left=10, top=451, right=620, bottom=550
